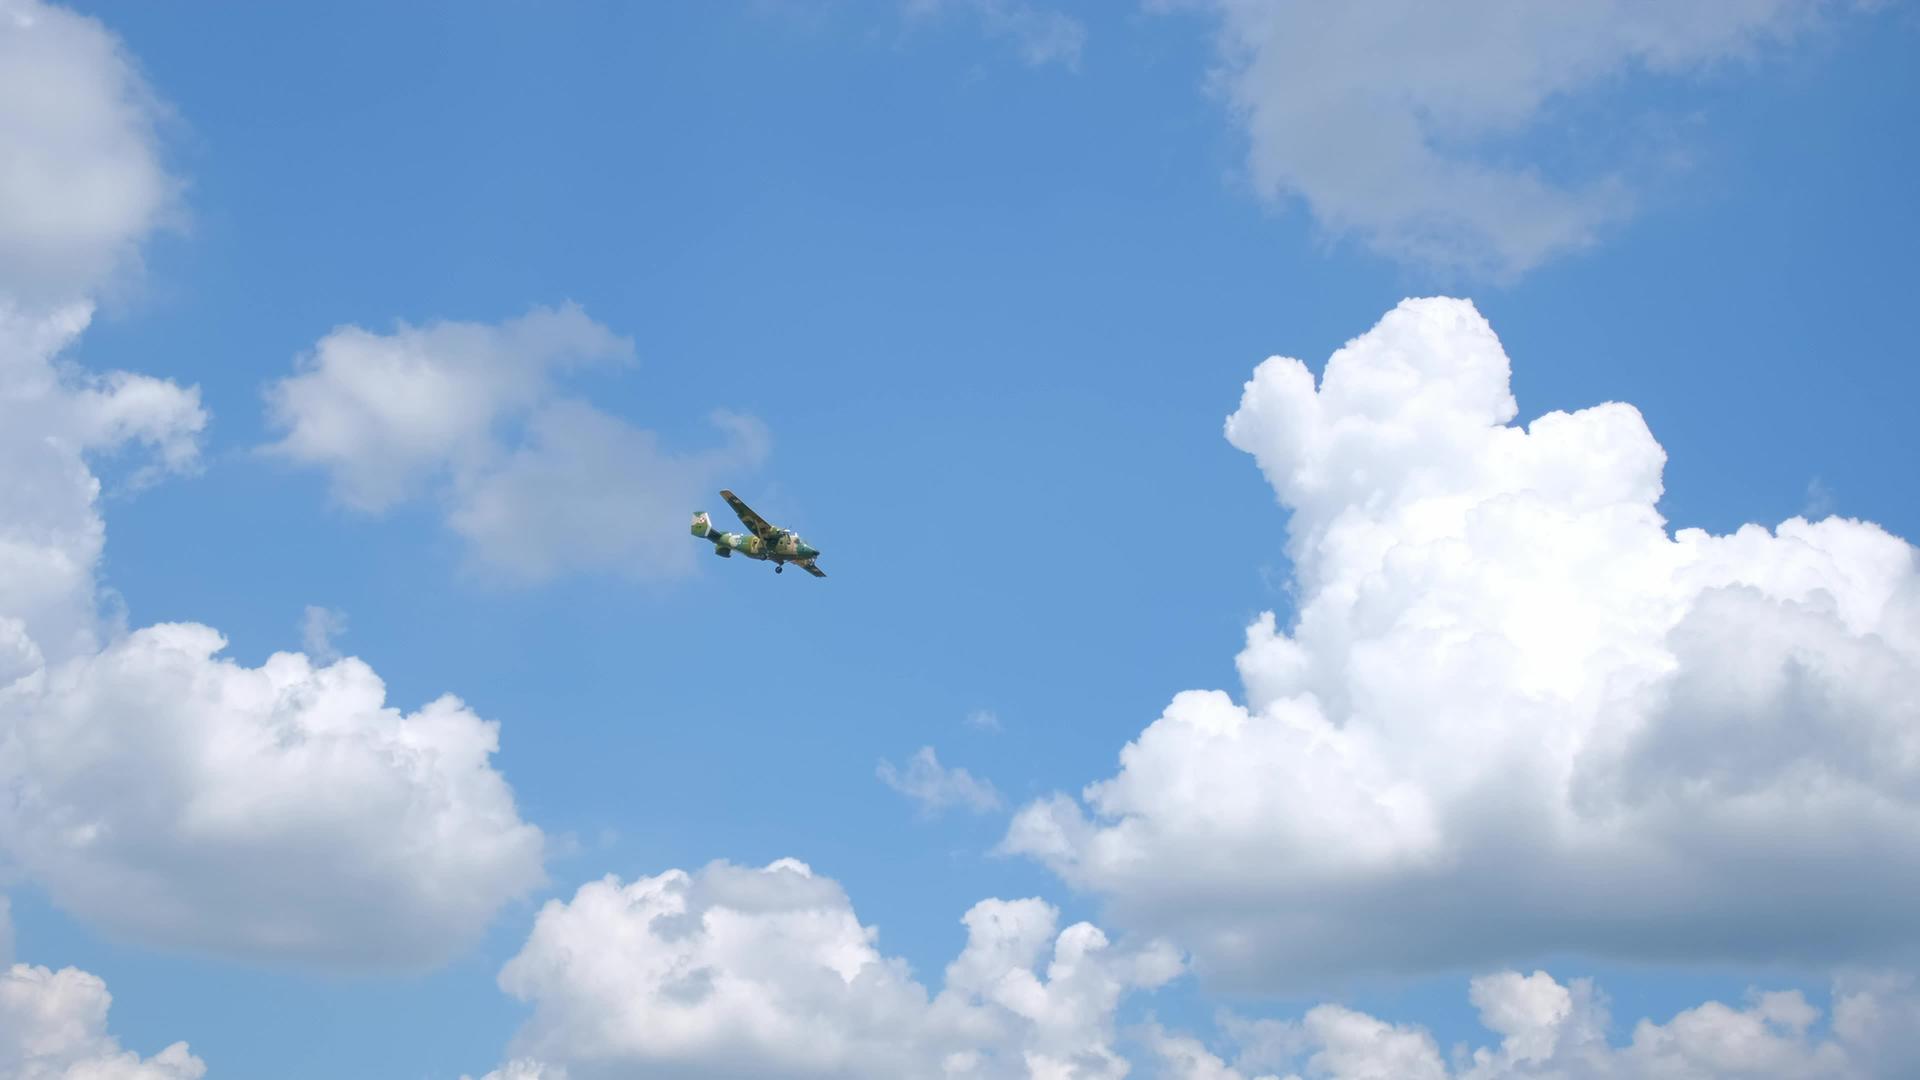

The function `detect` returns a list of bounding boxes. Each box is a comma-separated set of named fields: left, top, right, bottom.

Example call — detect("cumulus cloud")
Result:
left=1153, top=969, right=1920, bottom=1080
left=0, top=307, right=544, bottom=971
left=486, top=858, right=1180, bottom=1079
left=1, top=623, right=546, bottom=969
left=263, top=305, right=768, bottom=581
left=904, top=0, right=1086, bottom=69
left=878, top=746, right=1004, bottom=815
left=1175, top=0, right=1857, bottom=276
left=1005, top=297, right=1920, bottom=987
left=0, top=0, right=178, bottom=306
left=0, top=961, right=205, bottom=1080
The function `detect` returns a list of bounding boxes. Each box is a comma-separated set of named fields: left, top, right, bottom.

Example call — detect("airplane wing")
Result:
left=800, top=561, right=827, bottom=578
left=720, top=490, right=779, bottom=540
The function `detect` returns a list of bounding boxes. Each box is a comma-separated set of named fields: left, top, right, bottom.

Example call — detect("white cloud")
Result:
left=1153, top=970, right=1920, bottom=1080
left=263, top=305, right=628, bottom=512
left=264, top=306, right=768, bottom=581
left=1005, top=297, right=1920, bottom=988
left=0, top=307, right=545, bottom=972
left=1175, top=0, right=1857, bottom=276
left=0, top=0, right=178, bottom=306
left=487, top=858, right=1180, bottom=1079
left=1, top=622, right=546, bottom=970
left=0, top=962, right=205, bottom=1080
left=905, top=0, right=1086, bottom=69
left=483, top=859, right=1920, bottom=1080
left=878, top=746, right=1004, bottom=815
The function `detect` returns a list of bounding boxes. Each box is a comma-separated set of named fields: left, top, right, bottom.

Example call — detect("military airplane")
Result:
left=692, top=490, right=826, bottom=577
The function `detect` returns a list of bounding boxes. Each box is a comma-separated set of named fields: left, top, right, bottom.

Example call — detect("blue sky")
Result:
left=4, top=2, right=1919, bottom=1078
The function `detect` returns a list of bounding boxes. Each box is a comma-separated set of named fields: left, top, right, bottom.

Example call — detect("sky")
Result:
left=2, top=1, right=1918, bottom=1078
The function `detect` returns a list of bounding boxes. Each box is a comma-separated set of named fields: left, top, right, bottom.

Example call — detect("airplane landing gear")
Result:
left=774, top=563, right=784, bottom=574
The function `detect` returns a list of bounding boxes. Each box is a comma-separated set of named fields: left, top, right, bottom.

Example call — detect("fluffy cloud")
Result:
left=878, top=746, right=1004, bottom=815
left=1153, top=970, right=1920, bottom=1080
left=1006, top=297, right=1920, bottom=987
left=487, top=858, right=1180, bottom=1079
left=0, top=304, right=544, bottom=970
left=1, top=623, right=545, bottom=969
left=264, top=305, right=768, bottom=581
left=1174, top=0, right=1855, bottom=276
left=0, top=960, right=205, bottom=1080
left=0, top=0, right=177, bottom=306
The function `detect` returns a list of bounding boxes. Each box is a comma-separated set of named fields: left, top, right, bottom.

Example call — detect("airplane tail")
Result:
left=691, top=511, right=712, bottom=538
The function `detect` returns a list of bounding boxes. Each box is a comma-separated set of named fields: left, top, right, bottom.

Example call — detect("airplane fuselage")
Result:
left=708, top=529, right=818, bottom=563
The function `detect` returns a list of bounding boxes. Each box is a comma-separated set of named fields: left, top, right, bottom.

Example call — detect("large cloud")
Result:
left=0, top=0, right=177, bottom=306
left=1, top=621, right=545, bottom=969
left=478, top=858, right=1920, bottom=1079
left=1005, top=297, right=1920, bottom=987
left=1174, top=0, right=1857, bottom=276
left=486, top=858, right=1181, bottom=1079
left=0, top=305, right=545, bottom=971
left=1151, top=969, right=1920, bottom=1080
left=264, top=305, right=768, bottom=581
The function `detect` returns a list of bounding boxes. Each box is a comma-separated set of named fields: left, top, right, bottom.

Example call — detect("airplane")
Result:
left=691, top=490, right=826, bottom=577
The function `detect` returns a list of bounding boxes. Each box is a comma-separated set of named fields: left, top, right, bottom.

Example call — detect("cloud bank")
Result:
left=1006, top=297, right=1920, bottom=987
left=1180, top=0, right=1856, bottom=276
left=264, top=306, right=768, bottom=582
left=1152, top=969, right=1920, bottom=1080
left=474, top=858, right=1920, bottom=1079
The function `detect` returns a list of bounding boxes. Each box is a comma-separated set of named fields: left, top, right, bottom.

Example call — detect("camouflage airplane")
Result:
left=691, top=490, right=826, bottom=577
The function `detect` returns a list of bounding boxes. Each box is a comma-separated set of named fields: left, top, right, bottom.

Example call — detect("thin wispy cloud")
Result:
left=299, top=605, right=347, bottom=663
left=878, top=746, right=1003, bottom=815
left=903, top=0, right=1086, bottom=70
left=965, top=708, right=1001, bottom=732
